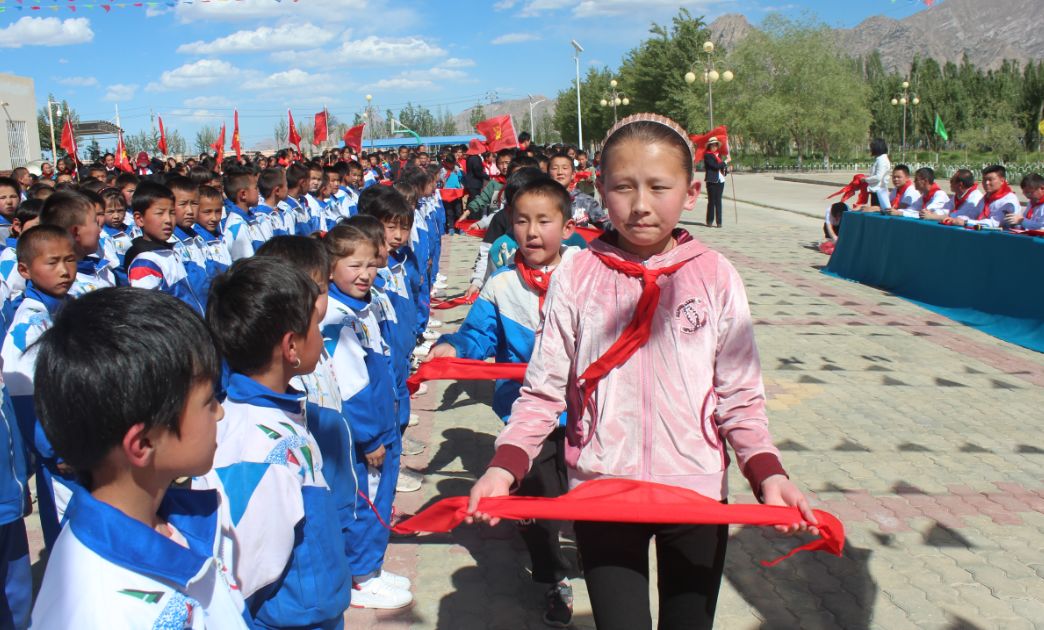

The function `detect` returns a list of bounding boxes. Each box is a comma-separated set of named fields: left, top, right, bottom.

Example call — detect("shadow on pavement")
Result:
left=725, top=528, right=876, bottom=629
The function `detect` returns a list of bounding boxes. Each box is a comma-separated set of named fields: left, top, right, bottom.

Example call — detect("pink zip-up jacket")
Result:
left=490, top=230, right=786, bottom=500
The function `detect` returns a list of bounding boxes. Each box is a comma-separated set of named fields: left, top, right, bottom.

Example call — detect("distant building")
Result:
left=0, top=73, right=42, bottom=172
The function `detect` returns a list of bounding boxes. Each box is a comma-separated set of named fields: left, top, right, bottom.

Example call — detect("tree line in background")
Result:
left=552, top=9, right=1044, bottom=164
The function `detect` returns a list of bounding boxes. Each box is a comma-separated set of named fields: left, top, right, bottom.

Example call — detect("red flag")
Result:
left=114, top=130, right=133, bottom=173
left=157, top=115, right=168, bottom=156
left=689, top=125, right=730, bottom=162
left=342, top=123, right=364, bottom=153
left=211, top=123, right=226, bottom=162
left=287, top=109, right=302, bottom=151
left=59, top=118, right=78, bottom=162
left=313, top=110, right=328, bottom=146
left=231, top=109, right=242, bottom=160
left=474, top=114, right=519, bottom=152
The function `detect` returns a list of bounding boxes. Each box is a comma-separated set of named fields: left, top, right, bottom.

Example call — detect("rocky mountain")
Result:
left=454, top=95, right=555, bottom=137
left=710, top=0, right=1042, bottom=72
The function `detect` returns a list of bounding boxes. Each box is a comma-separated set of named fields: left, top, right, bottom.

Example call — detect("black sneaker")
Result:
left=542, top=580, right=573, bottom=627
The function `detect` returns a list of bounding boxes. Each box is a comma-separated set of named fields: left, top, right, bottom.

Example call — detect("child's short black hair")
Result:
left=206, top=257, right=319, bottom=375
left=286, top=162, right=310, bottom=191
left=0, top=176, right=20, bottom=195
left=101, top=187, right=126, bottom=211
left=198, top=185, right=222, bottom=205
left=28, top=183, right=54, bottom=200
left=257, top=167, right=287, bottom=199
left=829, top=202, right=849, bottom=222
left=188, top=166, right=214, bottom=189
left=16, top=225, right=73, bottom=265
left=345, top=214, right=386, bottom=248
left=79, top=179, right=106, bottom=194
left=40, top=190, right=94, bottom=229
left=255, top=235, right=329, bottom=279
left=115, top=173, right=140, bottom=189
left=893, top=164, right=911, bottom=177
left=131, top=181, right=175, bottom=216
left=35, top=287, right=219, bottom=474
left=357, top=185, right=413, bottom=227
left=223, top=166, right=255, bottom=201
left=16, top=199, right=43, bottom=226
left=165, top=175, right=198, bottom=196
left=504, top=167, right=552, bottom=208
left=511, top=175, right=571, bottom=223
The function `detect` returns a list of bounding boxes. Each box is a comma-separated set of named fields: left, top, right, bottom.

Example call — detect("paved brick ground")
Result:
left=26, top=189, right=1044, bottom=629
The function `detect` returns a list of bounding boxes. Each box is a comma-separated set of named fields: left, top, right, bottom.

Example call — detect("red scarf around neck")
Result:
left=514, top=252, right=555, bottom=312
left=919, top=183, right=942, bottom=211
left=1025, top=196, right=1044, bottom=220
left=573, top=239, right=697, bottom=448
left=978, top=182, right=1013, bottom=220
left=891, top=181, right=913, bottom=209
left=952, top=184, right=977, bottom=213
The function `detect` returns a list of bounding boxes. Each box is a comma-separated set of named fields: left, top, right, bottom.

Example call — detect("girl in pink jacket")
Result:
left=468, top=114, right=817, bottom=630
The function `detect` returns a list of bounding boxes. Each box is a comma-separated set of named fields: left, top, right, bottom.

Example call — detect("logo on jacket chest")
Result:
left=674, top=298, right=705, bottom=334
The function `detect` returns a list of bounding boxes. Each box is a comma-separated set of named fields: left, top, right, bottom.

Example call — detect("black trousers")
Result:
left=574, top=520, right=728, bottom=630
left=706, top=182, right=725, bottom=226
left=444, top=199, right=463, bottom=234
left=516, top=427, right=571, bottom=584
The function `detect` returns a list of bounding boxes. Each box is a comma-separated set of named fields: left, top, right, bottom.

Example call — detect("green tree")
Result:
left=552, top=66, right=616, bottom=148
left=434, top=107, right=457, bottom=136
left=86, top=138, right=102, bottom=162
left=194, top=125, right=219, bottom=155
left=36, top=94, right=80, bottom=158
left=468, top=104, right=487, bottom=130
left=398, top=103, right=437, bottom=136
left=273, top=118, right=289, bottom=149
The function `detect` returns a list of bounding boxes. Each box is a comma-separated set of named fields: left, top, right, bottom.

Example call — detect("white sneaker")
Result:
left=434, top=279, right=448, bottom=289
left=436, top=273, right=447, bottom=282
left=380, top=569, right=412, bottom=591
left=351, top=576, right=413, bottom=609
left=427, top=318, right=444, bottom=328
left=401, top=436, right=426, bottom=456
left=430, top=287, right=442, bottom=298
left=408, top=413, right=420, bottom=427
left=395, top=468, right=423, bottom=492
left=411, top=383, right=429, bottom=397
left=422, top=330, right=440, bottom=341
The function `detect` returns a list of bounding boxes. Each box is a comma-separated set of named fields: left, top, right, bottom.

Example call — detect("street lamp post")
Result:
left=364, top=94, right=374, bottom=152
left=599, top=79, right=630, bottom=125
left=683, top=40, right=735, bottom=129
left=571, top=39, right=584, bottom=151
left=890, top=81, right=920, bottom=162
left=46, top=100, right=64, bottom=160
left=527, top=93, right=547, bottom=140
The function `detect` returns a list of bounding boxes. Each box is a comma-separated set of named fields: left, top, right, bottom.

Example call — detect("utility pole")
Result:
left=527, top=94, right=546, bottom=140
left=572, top=39, right=584, bottom=151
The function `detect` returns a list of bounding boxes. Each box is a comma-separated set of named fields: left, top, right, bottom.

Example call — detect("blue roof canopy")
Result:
left=362, top=134, right=482, bottom=149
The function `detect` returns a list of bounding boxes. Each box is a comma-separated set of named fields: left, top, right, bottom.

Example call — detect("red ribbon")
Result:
left=429, top=294, right=478, bottom=310
left=573, top=226, right=604, bottom=243
left=826, top=174, right=869, bottom=206
left=454, top=219, right=487, bottom=238
left=408, top=357, right=527, bottom=394
left=440, top=188, right=466, bottom=203
left=514, top=253, right=552, bottom=311
left=390, top=479, right=845, bottom=567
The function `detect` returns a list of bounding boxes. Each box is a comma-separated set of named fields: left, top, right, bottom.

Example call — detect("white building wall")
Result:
left=0, top=74, right=43, bottom=172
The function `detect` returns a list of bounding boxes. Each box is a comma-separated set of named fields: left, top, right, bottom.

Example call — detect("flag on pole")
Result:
left=343, top=124, right=365, bottom=153
left=689, top=125, right=730, bottom=162
left=157, top=115, right=168, bottom=156
left=115, top=129, right=133, bottom=173
left=474, top=114, right=519, bottom=152
left=288, top=109, right=302, bottom=151
left=59, top=118, right=78, bottom=162
left=231, top=109, right=242, bottom=160
left=934, top=114, right=949, bottom=142
left=211, top=123, right=226, bottom=162
left=313, top=110, right=328, bottom=146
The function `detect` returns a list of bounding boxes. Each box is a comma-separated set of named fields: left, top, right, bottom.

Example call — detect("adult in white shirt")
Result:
left=942, top=169, right=984, bottom=221
left=884, top=165, right=918, bottom=214
left=864, top=138, right=891, bottom=209
left=1004, top=173, right=1044, bottom=231
left=950, top=165, right=1021, bottom=228
left=902, top=167, right=950, bottom=218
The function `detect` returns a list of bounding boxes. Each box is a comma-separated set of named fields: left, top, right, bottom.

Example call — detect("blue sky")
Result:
left=0, top=0, right=930, bottom=151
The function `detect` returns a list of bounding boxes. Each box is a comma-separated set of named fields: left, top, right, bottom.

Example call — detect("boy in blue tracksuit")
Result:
left=279, top=163, right=315, bottom=236
left=424, top=176, right=580, bottom=625
left=256, top=167, right=291, bottom=238
left=222, top=167, right=269, bottom=261
left=202, top=256, right=350, bottom=629
left=320, top=222, right=412, bottom=610
left=0, top=382, right=28, bottom=630
left=167, top=176, right=212, bottom=309
left=193, top=185, right=233, bottom=278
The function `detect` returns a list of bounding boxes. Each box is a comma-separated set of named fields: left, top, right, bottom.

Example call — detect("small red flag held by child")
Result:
left=342, top=123, right=364, bottom=153
left=231, top=110, right=242, bottom=160
left=157, top=116, right=168, bottom=156
left=313, top=111, right=328, bottom=146
left=60, top=118, right=78, bottom=162
left=475, top=115, right=519, bottom=152
left=211, top=123, right=226, bottom=162
left=114, top=131, right=133, bottom=173
left=689, top=125, right=730, bottom=162
left=288, top=109, right=302, bottom=151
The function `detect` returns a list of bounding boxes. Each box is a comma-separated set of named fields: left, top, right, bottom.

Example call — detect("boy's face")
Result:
left=151, top=380, right=223, bottom=479
left=173, top=189, right=200, bottom=230
left=512, top=193, right=574, bottom=268
left=330, top=243, right=378, bottom=299
left=325, top=172, right=342, bottom=190
left=197, top=198, right=223, bottom=233
left=0, top=186, right=18, bottom=219
left=308, top=170, right=323, bottom=194
left=892, top=170, right=909, bottom=188
left=496, top=155, right=512, bottom=174
left=578, top=154, right=589, bottom=169
left=398, top=148, right=409, bottom=161
left=18, top=236, right=76, bottom=297
left=56, top=174, right=74, bottom=185
left=93, top=202, right=106, bottom=228
left=382, top=218, right=410, bottom=251
left=103, top=200, right=126, bottom=229
left=120, top=183, right=137, bottom=207
left=73, top=206, right=103, bottom=256
left=549, top=157, right=575, bottom=188
left=347, top=168, right=362, bottom=188
left=90, top=169, right=106, bottom=183
left=135, top=198, right=175, bottom=242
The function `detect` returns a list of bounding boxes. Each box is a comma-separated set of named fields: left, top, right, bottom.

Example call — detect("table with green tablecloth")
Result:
left=823, top=212, right=1044, bottom=353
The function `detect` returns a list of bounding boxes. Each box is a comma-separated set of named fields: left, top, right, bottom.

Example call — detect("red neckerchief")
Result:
left=919, top=184, right=941, bottom=211
left=978, top=182, right=1013, bottom=220
left=514, top=252, right=554, bottom=312
left=1025, top=197, right=1044, bottom=220
left=891, top=181, right=912, bottom=209
left=492, top=175, right=506, bottom=185
left=951, top=184, right=977, bottom=213
left=574, top=234, right=698, bottom=448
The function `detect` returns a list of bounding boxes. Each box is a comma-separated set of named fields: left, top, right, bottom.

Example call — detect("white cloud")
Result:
left=183, top=96, right=233, bottom=108
left=363, top=77, right=435, bottom=92
left=517, top=0, right=560, bottom=17
left=177, top=23, right=336, bottom=55
left=573, top=0, right=713, bottom=17
left=441, top=57, right=476, bottom=68
left=145, top=59, right=245, bottom=92
left=174, top=0, right=365, bottom=23
left=494, top=0, right=518, bottom=9
left=170, top=109, right=225, bottom=123
left=285, top=34, right=445, bottom=67
left=56, top=76, right=98, bottom=87
left=248, top=69, right=331, bottom=91
left=491, top=32, right=541, bottom=45
left=103, top=84, right=137, bottom=102
left=0, top=17, right=94, bottom=48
